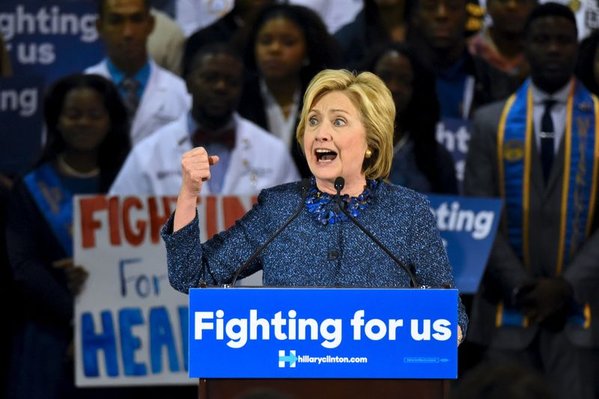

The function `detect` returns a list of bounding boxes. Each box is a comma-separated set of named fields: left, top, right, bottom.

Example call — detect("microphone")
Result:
left=224, top=179, right=311, bottom=287
left=333, top=176, right=422, bottom=288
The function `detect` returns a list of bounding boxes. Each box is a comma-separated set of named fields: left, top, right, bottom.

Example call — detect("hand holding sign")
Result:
left=52, top=257, right=89, bottom=296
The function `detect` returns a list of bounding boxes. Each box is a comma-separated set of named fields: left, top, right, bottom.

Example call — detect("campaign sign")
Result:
left=0, top=0, right=103, bottom=84
left=73, top=194, right=262, bottom=386
left=428, top=195, right=502, bottom=294
left=0, top=75, right=44, bottom=174
left=189, top=288, right=458, bottom=379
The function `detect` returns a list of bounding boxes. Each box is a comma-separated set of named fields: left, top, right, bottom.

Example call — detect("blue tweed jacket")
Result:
left=162, top=179, right=468, bottom=333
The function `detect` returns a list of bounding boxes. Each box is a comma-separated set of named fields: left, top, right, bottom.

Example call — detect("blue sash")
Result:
left=496, top=79, right=599, bottom=328
left=24, top=164, right=74, bottom=257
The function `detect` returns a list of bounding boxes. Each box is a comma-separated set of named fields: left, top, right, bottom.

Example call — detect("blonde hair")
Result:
left=296, top=69, right=395, bottom=180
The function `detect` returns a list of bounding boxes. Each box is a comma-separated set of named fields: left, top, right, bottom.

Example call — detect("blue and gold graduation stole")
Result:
left=24, top=163, right=74, bottom=257
left=495, top=79, right=599, bottom=328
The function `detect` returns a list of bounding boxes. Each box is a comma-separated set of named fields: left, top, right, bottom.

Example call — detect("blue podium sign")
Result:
left=189, top=288, right=458, bottom=379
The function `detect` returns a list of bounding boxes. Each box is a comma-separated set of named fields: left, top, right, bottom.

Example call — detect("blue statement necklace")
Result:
left=304, top=177, right=378, bottom=225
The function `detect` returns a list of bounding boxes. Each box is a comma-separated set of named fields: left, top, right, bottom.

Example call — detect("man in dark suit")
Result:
left=464, top=3, right=599, bottom=398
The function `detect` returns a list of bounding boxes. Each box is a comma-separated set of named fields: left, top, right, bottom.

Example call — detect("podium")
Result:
left=199, top=378, right=449, bottom=398
left=190, top=288, right=458, bottom=399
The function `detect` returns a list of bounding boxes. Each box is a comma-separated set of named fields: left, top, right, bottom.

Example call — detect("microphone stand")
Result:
left=333, top=177, right=423, bottom=288
left=223, top=179, right=310, bottom=288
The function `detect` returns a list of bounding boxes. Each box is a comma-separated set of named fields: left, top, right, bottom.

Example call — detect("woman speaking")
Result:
left=162, top=69, right=467, bottom=340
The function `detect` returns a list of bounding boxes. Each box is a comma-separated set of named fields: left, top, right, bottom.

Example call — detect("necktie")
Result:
left=120, top=77, right=140, bottom=117
left=192, top=128, right=236, bottom=150
left=540, top=99, right=556, bottom=183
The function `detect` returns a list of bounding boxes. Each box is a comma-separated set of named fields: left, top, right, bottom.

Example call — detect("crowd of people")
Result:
left=2, top=0, right=599, bottom=398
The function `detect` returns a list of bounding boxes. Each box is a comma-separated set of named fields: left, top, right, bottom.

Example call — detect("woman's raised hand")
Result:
left=174, top=147, right=219, bottom=232
left=180, top=147, right=220, bottom=198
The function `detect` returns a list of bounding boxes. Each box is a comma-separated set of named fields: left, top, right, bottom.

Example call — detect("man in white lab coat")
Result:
left=87, top=0, right=190, bottom=146
left=109, top=42, right=299, bottom=196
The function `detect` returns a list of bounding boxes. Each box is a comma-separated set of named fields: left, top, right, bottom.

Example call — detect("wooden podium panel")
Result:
left=199, top=378, right=449, bottom=399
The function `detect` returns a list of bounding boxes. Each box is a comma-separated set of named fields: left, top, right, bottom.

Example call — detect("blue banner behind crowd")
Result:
left=436, top=118, right=472, bottom=189
left=0, top=75, right=44, bottom=174
left=189, top=288, right=458, bottom=379
left=0, top=0, right=103, bottom=84
left=429, top=195, right=502, bottom=294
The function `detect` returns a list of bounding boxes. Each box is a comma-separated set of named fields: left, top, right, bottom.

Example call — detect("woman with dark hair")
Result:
left=5, top=73, right=130, bottom=399
left=236, top=3, right=341, bottom=177
left=576, top=30, right=599, bottom=96
left=363, top=42, right=458, bottom=194
left=39, top=74, right=130, bottom=191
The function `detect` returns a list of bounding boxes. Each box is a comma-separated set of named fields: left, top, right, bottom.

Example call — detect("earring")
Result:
left=365, top=149, right=372, bottom=159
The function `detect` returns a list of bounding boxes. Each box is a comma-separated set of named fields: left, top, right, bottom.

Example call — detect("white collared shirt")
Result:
left=260, top=79, right=300, bottom=149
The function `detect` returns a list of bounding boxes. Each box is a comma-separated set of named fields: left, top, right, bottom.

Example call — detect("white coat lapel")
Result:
left=221, top=128, right=253, bottom=194
left=131, top=62, right=166, bottom=143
